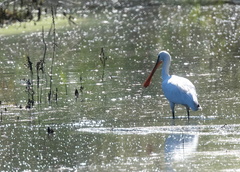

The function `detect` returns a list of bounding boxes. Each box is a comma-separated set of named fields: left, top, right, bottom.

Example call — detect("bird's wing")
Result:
left=162, top=75, right=198, bottom=109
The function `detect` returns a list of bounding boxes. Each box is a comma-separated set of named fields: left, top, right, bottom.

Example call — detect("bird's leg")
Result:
left=172, top=110, right=175, bottom=119
left=170, top=102, right=175, bottom=119
left=186, top=106, right=190, bottom=119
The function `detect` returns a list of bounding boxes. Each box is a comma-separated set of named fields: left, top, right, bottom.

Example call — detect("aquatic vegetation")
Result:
left=99, top=47, right=108, bottom=81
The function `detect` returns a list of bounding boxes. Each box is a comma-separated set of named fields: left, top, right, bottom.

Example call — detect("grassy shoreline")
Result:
left=0, top=15, right=79, bottom=36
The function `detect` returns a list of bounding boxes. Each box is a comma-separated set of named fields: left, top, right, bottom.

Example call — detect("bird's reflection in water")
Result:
left=164, top=132, right=199, bottom=170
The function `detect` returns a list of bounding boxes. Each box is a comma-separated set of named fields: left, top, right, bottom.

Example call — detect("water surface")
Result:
left=0, top=1, right=240, bottom=171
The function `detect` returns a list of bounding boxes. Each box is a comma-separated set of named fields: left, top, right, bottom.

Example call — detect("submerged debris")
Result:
left=47, top=127, right=54, bottom=134
left=79, top=76, right=84, bottom=93
left=99, top=47, right=108, bottom=81
left=75, top=89, right=79, bottom=98
left=99, top=47, right=107, bottom=68
left=55, top=88, right=58, bottom=103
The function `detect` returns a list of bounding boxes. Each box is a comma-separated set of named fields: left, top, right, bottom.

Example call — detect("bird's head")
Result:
left=157, top=51, right=171, bottom=63
left=143, top=51, right=171, bottom=88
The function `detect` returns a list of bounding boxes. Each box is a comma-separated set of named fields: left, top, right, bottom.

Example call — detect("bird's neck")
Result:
left=161, top=60, right=170, bottom=80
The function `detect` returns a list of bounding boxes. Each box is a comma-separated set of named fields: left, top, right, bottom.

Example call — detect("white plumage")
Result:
left=143, top=51, right=200, bottom=118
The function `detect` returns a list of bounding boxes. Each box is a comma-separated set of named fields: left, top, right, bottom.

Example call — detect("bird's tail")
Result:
left=197, top=104, right=202, bottom=111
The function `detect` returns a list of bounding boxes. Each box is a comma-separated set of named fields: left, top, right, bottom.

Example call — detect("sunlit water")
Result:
left=0, top=1, right=240, bottom=171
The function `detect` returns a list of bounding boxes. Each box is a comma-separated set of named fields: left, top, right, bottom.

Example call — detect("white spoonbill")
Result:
left=143, top=51, right=200, bottom=119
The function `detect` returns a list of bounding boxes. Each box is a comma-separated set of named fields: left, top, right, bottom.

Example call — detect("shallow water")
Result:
left=0, top=1, right=240, bottom=171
